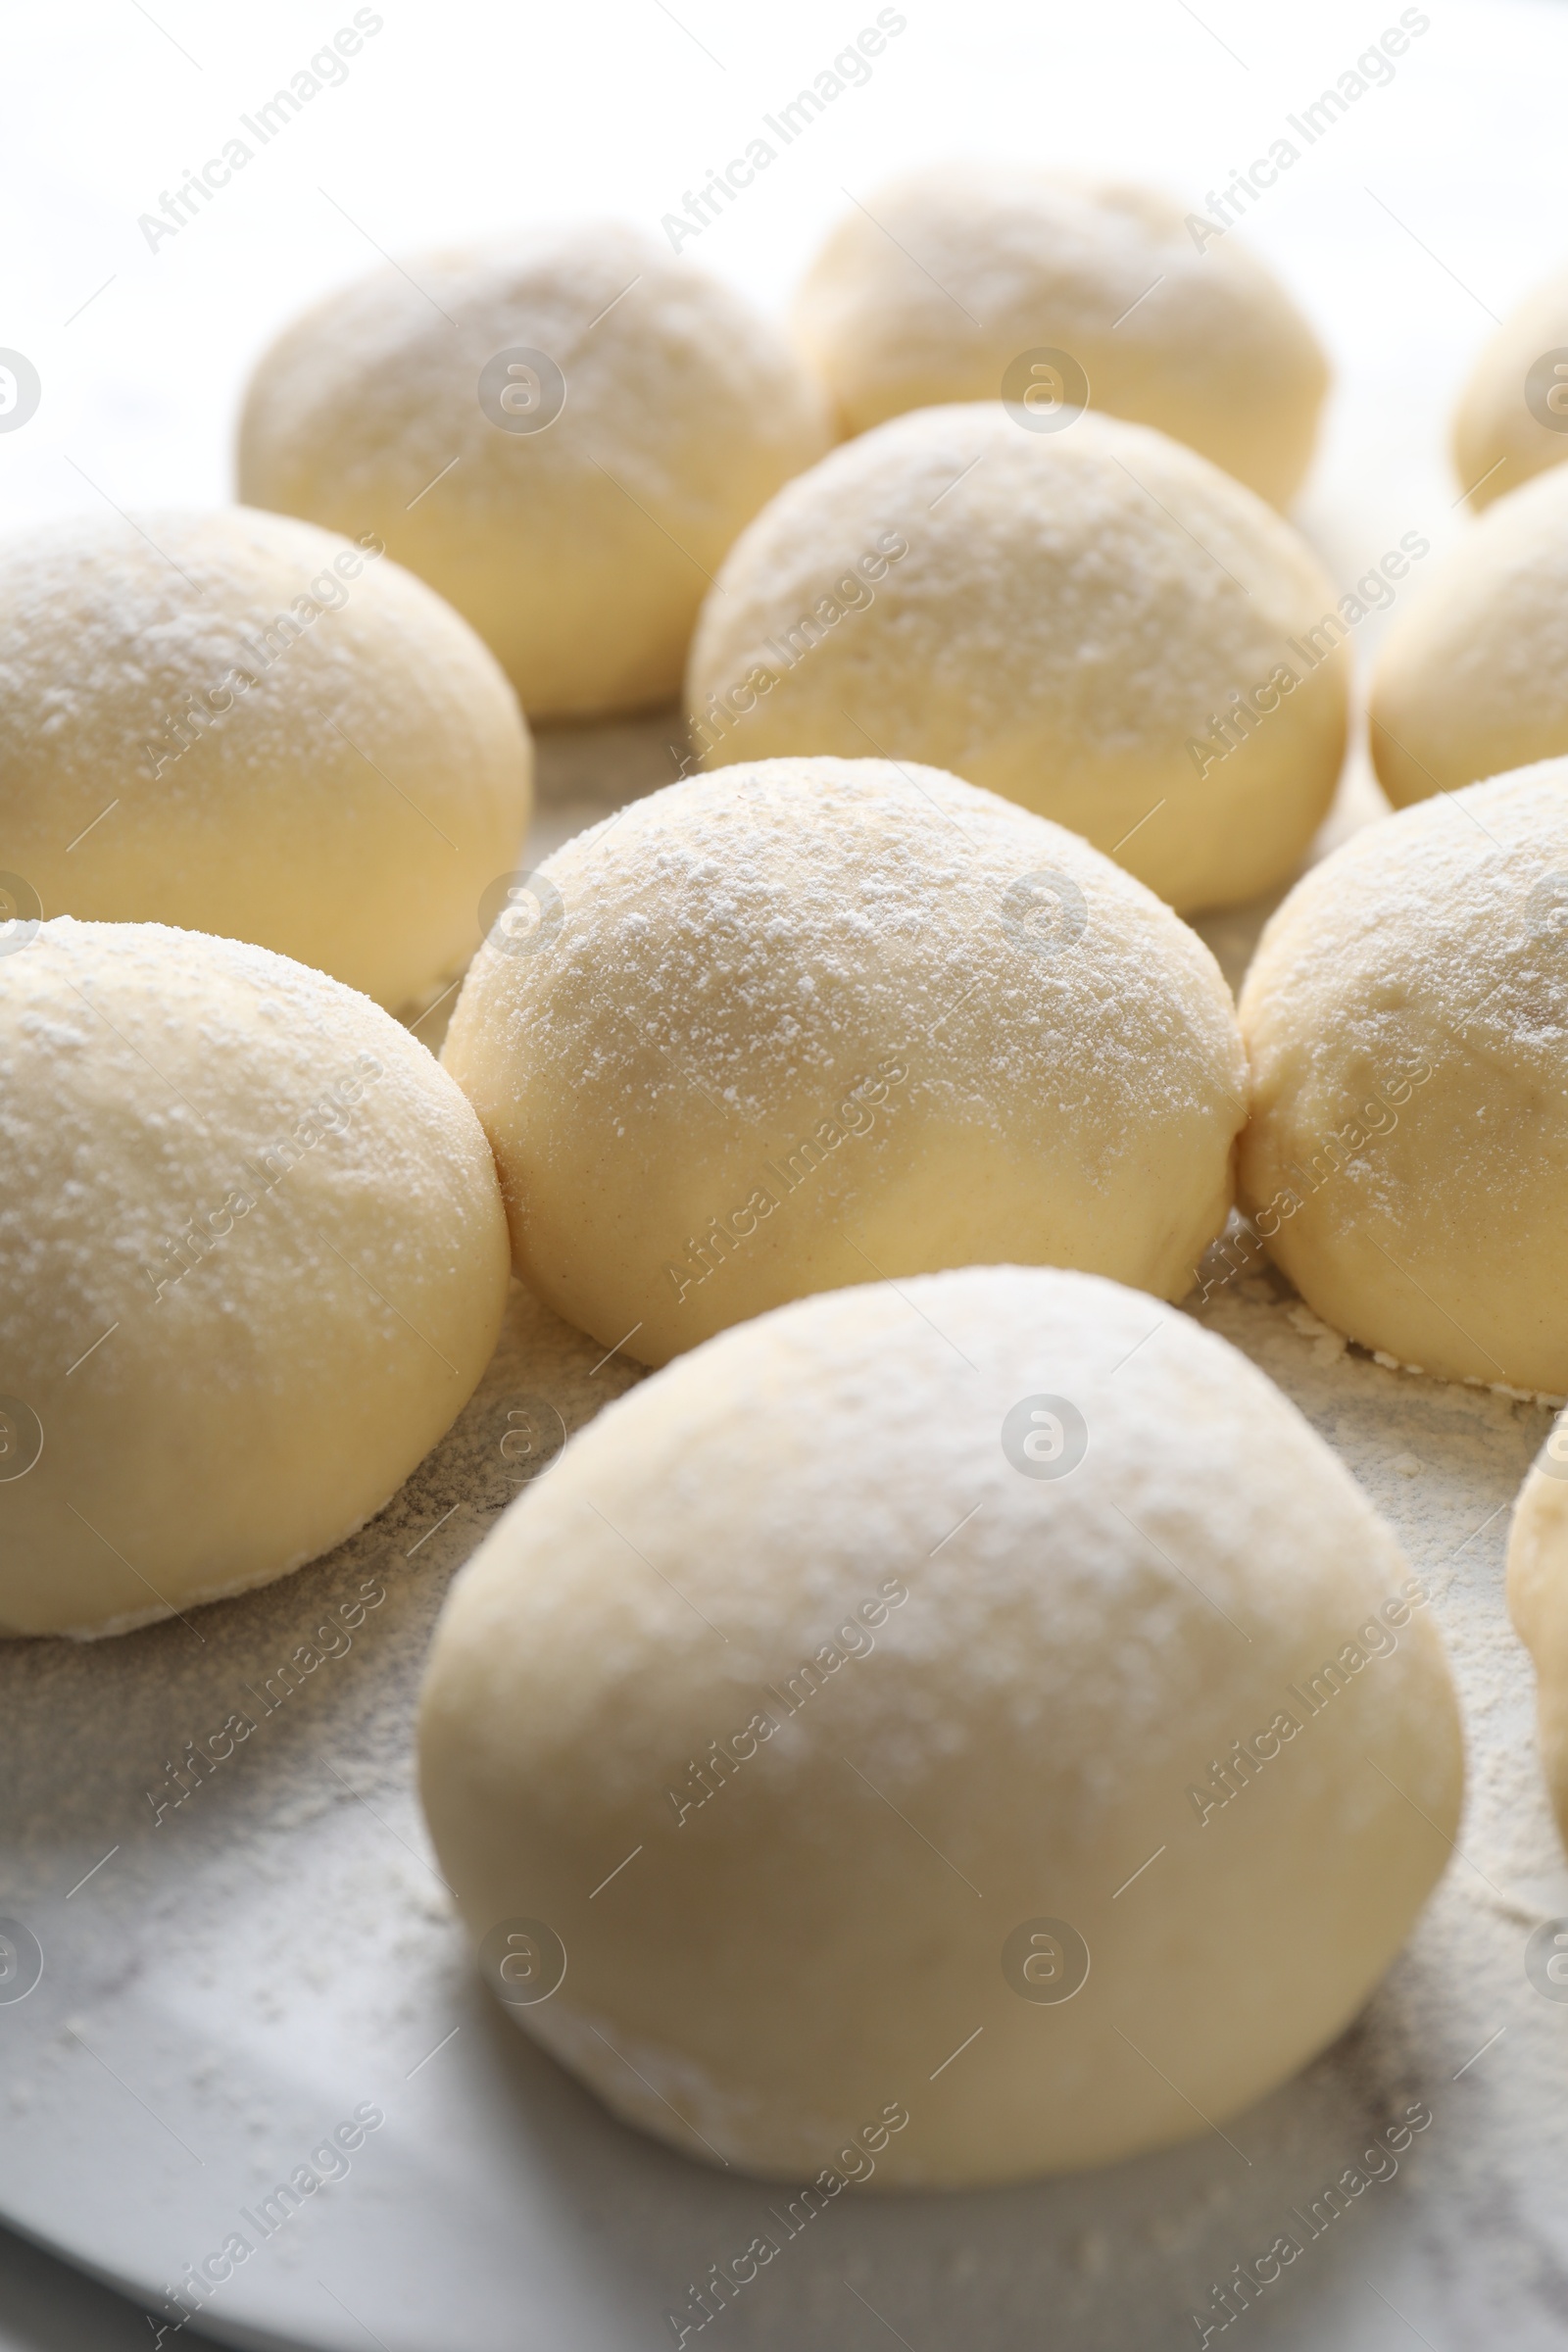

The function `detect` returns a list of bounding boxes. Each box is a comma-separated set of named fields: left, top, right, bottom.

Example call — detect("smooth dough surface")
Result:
left=685, top=407, right=1348, bottom=912
left=237, top=221, right=831, bottom=720
left=0, top=508, right=531, bottom=1011
left=1453, top=265, right=1568, bottom=513
left=0, top=920, right=510, bottom=1638
left=793, top=164, right=1329, bottom=508
left=440, top=757, right=1247, bottom=1366
left=1508, top=1414, right=1568, bottom=1852
left=418, top=1265, right=1462, bottom=2185
left=1239, top=766, right=1568, bottom=1395
left=1371, top=467, right=1568, bottom=806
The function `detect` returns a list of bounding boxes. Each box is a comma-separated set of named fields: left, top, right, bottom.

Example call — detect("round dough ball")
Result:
left=1371, top=468, right=1568, bottom=807
left=418, top=1264, right=1462, bottom=2185
left=237, top=222, right=832, bottom=720
left=1239, top=765, right=1568, bottom=1395
left=0, top=920, right=510, bottom=1638
left=1453, top=264, right=1568, bottom=513
left=793, top=164, right=1329, bottom=508
left=440, top=757, right=1246, bottom=1367
left=1508, top=1414, right=1568, bottom=1850
left=685, top=406, right=1348, bottom=912
left=0, top=507, right=531, bottom=1011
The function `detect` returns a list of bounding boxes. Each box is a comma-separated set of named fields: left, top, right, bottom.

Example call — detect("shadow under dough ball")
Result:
left=792, top=162, right=1329, bottom=508
left=439, top=756, right=1247, bottom=1368
left=0, top=920, right=510, bottom=1638
left=685, top=407, right=1349, bottom=913
left=1239, top=763, right=1568, bottom=1395
left=417, top=1265, right=1462, bottom=2185
left=236, top=220, right=832, bottom=721
left=0, top=506, right=531, bottom=1011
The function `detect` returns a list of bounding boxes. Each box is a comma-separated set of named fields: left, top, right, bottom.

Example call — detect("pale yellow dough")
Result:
left=1371, top=467, right=1568, bottom=806
left=685, top=407, right=1348, bottom=913
left=0, top=507, right=531, bottom=1010
left=440, top=757, right=1247, bottom=1367
left=418, top=1265, right=1462, bottom=2185
left=237, top=221, right=831, bottom=719
left=1453, top=264, right=1568, bottom=512
left=1508, top=1414, right=1568, bottom=1852
left=0, top=921, right=510, bottom=1638
left=1239, top=766, right=1568, bottom=1395
left=793, top=164, right=1329, bottom=507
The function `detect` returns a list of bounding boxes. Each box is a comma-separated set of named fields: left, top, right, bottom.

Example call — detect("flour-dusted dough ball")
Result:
left=1240, top=766, right=1568, bottom=1395
left=686, top=407, right=1348, bottom=912
left=1371, top=469, right=1568, bottom=807
left=0, top=508, right=530, bottom=1010
left=1453, top=265, right=1568, bottom=513
left=1509, top=1415, right=1568, bottom=1850
left=418, top=1265, right=1462, bottom=2184
left=237, top=222, right=832, bottom=720
left=0, top=921, right=510, bottom=1638
left=441, top=758, right=1246, bottom=1367
left=793, top=165, right=1329, bottom=508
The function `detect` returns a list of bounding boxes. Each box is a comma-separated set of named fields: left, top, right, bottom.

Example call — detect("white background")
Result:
left=4, top=0, right=1568, bottom=625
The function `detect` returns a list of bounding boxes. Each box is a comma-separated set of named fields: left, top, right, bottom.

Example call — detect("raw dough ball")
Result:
left=685, top=406, right=1348, bottom=912
left=0, top=920, right=510, bottom=1638
left=1371, top=468, right=1568, bottom=806
left=1453, top=264, right=1568, bottom=512
left=418, top=1265, right=1462, bottom=2185
left=237, top=222, right=832, bottom=720
left=440, top=757, right=1246, bottom=1367
left=1239, top=765, right=1568, bottom=1395
left=0, top=508, right=530, bottom=1011
left=1508, top=1414, right=1568, bottom=1849
left=793, top=164, right=1329, bottom=507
